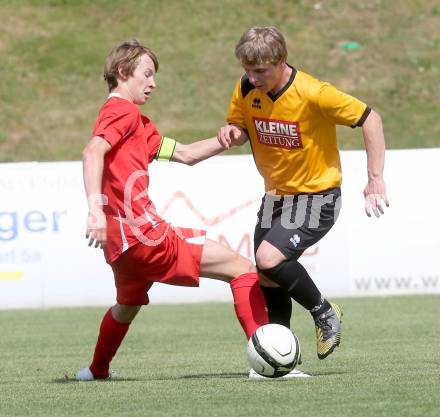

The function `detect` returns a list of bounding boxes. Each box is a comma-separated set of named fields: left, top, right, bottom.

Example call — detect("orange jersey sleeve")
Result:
left=314, top=81, right=369, bottom=127
left=227, top=78, right=246, bottom=128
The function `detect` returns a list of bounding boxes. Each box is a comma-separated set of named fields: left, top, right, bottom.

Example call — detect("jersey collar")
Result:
left=267, top=64, right=297, bottom=102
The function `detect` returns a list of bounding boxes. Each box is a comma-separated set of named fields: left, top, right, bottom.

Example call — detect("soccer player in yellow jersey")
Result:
left=218, top=26, right=389, bottom=363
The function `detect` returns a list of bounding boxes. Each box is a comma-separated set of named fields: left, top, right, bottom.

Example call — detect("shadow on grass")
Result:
left=161, top=371, right=350, bottom=380
left=174, top=372, right=246, bottom=380
left=52, top=369, right=348, bottom=383
left=51, top=376, right=144, bottom=384
left=310, top=370, right=351, bottom=376
left=51, top=372, right=247, bottom=383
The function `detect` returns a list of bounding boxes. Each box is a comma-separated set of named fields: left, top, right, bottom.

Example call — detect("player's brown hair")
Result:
left=235, top=26, right=287, bottom=66
left=104, top=39, right=159, bottom=91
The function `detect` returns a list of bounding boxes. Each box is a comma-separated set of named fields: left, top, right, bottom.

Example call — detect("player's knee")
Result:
left=226, top=249, right=255, bottom=275
left=255, top=249, right=282, bottom=271
left=245, top=259, right=257, bottom=274
left=234, top=253, right=256, bottom=274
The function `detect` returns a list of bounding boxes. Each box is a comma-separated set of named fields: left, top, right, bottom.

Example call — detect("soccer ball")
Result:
left=247, top=324, right=301, bottom=378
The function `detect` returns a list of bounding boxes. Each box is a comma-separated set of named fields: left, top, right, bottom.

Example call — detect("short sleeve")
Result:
left=226, top=78, right=246, bottom=128
left=316, top=82, right=369, bottom=128
left=142, top=117, right=163, bottom=161
left=93, top=105, right=139, bottom=147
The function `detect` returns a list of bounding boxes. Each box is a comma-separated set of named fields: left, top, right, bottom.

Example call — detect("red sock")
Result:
left=230, top=272, right=269, bottom=339
left=89, top=307, right=130, bottom=378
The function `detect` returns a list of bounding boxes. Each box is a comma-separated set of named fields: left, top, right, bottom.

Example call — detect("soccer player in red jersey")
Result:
left=76, top=40, right=269, bottom=381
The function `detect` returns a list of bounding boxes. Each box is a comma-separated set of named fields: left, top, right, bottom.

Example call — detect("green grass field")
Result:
left=0, top=295, right=439, bottom=417
left=1, top=0, right=439, bottom=162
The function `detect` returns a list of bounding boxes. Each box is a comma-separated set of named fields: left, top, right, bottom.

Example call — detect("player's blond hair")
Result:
left=235, top=26, right=287, bottom=66
left=104, top=39, right=159, bottom=91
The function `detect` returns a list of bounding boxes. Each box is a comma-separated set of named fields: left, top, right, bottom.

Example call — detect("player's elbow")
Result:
left=82, top=145, right=93, bottom=163
left=184, top=156, right=198, bottom=166
left=182, top=146, right=200, bottom=166
left=172, top=144, right=198, bottom=166
left=82, top=144, right=100, bottom=165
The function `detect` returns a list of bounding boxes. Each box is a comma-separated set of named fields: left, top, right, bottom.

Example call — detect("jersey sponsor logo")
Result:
left=253, top=117, right=303, bottom=149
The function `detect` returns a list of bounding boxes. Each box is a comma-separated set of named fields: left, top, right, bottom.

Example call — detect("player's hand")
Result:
left=363, top=177, right=389, bottom=218
left=217, top=125, right=248, bottom=149
left=86, top=208, right=107, bottom=248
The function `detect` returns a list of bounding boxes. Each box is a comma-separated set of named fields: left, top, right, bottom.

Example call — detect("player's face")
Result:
left=125, top=54, right=156, bottom=105
left=243, top=61, right=285, bottom=95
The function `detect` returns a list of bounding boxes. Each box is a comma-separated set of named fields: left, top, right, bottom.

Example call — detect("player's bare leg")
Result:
left=199, top=239, right=276, bottom=286
left=200, top=239, right=268, bottom=339
left=200, top=238, right=255, bottom=281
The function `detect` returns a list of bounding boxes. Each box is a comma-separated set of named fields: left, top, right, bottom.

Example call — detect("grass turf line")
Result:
left=0, top=295, right=439, bottom=417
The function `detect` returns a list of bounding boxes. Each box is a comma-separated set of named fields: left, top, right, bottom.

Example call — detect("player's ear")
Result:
left=117, top=66, right=128, bottom=81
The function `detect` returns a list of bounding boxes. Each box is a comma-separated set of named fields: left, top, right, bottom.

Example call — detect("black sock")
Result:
left=261, top=286, right=292, bottom=328
left=309, top=297, right=331, bottom=317
left=261, top=259, right=322, bottom=310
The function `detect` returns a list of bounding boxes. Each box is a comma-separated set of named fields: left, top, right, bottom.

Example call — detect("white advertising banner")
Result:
left=0, top=149, right=439, bottom=309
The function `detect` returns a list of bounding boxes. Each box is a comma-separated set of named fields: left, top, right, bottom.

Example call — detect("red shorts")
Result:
left=111, top=225, right=206, bottom=305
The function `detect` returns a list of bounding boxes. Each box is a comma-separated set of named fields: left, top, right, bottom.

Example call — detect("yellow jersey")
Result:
left=227, top=66, right=370, bottom=194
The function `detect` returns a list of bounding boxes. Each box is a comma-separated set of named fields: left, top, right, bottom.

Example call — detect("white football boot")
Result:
left=248, top=368, right=311, bottom=379
left=76, top=366, right=113, bottom=381
left=76, top=367, right=95, bottom=381
left=76, top=367, right=112, bottom=381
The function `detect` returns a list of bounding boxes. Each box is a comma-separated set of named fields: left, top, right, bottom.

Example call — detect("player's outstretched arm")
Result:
left=171, top=137, right=227, bottom=166
left=361, top=109, right=390, bottom=218
left=82, top=136, right=111, bottom=247
left=169, top=124, right=249, bottom=166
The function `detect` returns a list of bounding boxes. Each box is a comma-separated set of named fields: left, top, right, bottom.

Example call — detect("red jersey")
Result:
left=92, top=94, right=167, bottom=263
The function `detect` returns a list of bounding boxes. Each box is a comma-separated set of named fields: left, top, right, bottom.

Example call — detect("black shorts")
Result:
left=254, top=188, right=341, bottom=260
